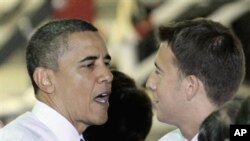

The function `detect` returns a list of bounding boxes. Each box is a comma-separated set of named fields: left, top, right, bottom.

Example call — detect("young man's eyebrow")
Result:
left=155, top=62, right=163, bottom=72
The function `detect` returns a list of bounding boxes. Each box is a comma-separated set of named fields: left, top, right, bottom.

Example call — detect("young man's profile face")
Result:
left=146, top=43, right=187, bottom=125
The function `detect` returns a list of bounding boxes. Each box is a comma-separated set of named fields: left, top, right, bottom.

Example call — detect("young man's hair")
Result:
left=158, top=18, right=245, bottom=105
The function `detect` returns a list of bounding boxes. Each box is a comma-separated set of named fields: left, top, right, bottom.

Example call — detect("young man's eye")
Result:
left=155, top=69, right=160, bottom=75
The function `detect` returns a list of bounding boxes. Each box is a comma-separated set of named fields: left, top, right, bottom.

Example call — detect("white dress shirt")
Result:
left=0, top=101, right=84, bottom=141
left=158, top=129, right=198, bottom=141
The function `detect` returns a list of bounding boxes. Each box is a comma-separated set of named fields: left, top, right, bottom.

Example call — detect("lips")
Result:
left=95, top=92, right=111, bottom=104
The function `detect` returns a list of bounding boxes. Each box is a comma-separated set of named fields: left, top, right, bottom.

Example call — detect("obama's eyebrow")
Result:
left=79, top=54, right=111, bottom=63
left=79, top=56, right=98, bottom=63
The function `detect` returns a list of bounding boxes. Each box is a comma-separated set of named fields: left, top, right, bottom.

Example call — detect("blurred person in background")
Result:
left=0, top=19, right=113, bottom=141
left=146, top=18, right=245, bottom=141
left=198, top=97, right=244, bottom=141
left=235, top=96, right=250, bottom=125
left=198, top=95, right=250, bottom=141
left=52, top=0, right=95, bottom=22
left=83, top=70, right=153, bottom=141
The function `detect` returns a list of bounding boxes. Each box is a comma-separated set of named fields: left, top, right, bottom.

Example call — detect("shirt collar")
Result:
left=188, top=133, right=198, bottom=141
left=183, top=132, right=198, bottom=141
left=32, top=101, right=83, bottom=141
left=159, top=129, right=198, bottom=141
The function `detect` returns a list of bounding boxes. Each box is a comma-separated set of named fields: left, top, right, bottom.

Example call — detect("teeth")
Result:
left=95, top=93, right=109, bottom=104
left=100, top=93, right=107, bottom=97
left=96, top=98, right=106, bottom=103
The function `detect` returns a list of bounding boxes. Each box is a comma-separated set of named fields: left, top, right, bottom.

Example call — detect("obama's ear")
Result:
left=33, top=67, right=55, bottom=94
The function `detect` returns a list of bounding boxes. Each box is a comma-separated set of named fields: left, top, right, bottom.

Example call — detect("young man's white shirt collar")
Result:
left=158, top=129, right=198, bottom=141
left=33, top=101, right=84, bottom=141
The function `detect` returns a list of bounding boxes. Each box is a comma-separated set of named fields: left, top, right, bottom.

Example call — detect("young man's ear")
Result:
left=184, top=75, right=199, bottom=101
left=33, top=67, right=54, bottom=94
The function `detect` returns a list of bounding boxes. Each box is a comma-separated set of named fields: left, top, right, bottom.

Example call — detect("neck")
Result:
left=36, top=93, right=88, bottom=134
left=179, top=125, right=198, bottom=141
left=177, top=97, right=217, bottom=140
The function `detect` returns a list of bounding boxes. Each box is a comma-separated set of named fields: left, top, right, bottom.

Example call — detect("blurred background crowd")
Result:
left=0, top=0, right=250, bottom=140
